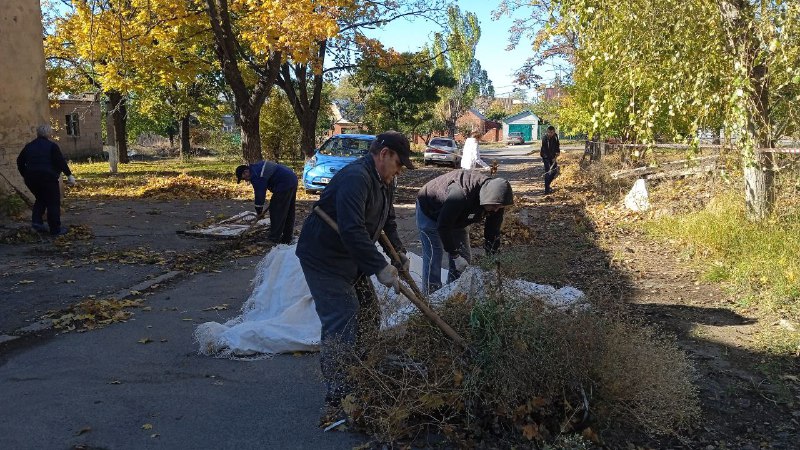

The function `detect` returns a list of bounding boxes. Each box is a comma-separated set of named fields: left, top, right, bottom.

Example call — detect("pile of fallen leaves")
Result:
left=341, top=284, right=699, bottom=447
left=138, top=174, right=249, bottom=200
left=0, top=226, right=43, bottom=244
left=44, top=298, right=143, bottom=332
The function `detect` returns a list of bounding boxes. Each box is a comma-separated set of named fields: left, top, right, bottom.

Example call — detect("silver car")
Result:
left=423, top=137, right=461, bottom=167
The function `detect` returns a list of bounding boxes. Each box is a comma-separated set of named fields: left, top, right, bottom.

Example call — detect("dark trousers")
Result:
left=300, top=261, right=379, bottom=405
left=268, top=187, right=297, bottom=243
left=24, top=176, right=61, bottom=233
left=543, top=157, right=556, bottom=192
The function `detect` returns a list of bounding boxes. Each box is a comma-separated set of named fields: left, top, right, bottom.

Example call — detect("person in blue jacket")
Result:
left=235, top=161, right=298, bottom=244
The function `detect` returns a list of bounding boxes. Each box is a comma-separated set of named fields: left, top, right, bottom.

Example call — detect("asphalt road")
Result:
left=0, top=144, right=542, bottom=449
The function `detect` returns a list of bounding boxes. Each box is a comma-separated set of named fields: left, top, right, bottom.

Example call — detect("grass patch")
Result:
left=67, top=157, right=311, bottom=200
left=645, top=191, right=800, bottom=323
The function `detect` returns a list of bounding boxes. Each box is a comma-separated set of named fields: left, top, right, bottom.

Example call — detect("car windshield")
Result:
left=318, top=137, right=373, bottom=157
left=429, top=139, right=454, bottom=148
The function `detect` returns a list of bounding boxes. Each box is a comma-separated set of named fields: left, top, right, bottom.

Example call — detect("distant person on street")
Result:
left=460, top=130, right=489, bottom=170
left=540, top=125, right=560, bottom=194
left=416, top=170, right=513, bottom=294
left=17, top=124, right=75, bottom=236
left=235, top=160, right=298, bottom=244
left=295, top=131, right=413, bottom=419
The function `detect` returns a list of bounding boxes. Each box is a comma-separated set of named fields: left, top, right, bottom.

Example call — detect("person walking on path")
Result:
left=416, top=170, right=513, bottom=294
left=460, top=131, right=489, bottom=170
left=235, top=161, right=298, bottom=244
left=17, top=124, right=76, bottom=236
left=541, top=125, right=560, bottom=194
left=295, top=131, right=414, bottom=414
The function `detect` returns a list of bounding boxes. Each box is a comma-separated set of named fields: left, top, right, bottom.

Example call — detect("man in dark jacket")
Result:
left=540, top=125, right=560, bottom=194
left=17, top=124, right=75, bottom=235
left=235, top=161, right=298, bottom=244
left=296, top=130, right=413, bottom=411
left=416, top=170, right=513, bottom=294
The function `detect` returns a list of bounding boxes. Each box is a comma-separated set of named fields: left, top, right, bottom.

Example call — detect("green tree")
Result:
left=432, top=6, right=494, bottom=137
left=353, top=51, right=455, bottom=134
left=275, top=0, right=447, bottom=156
left=528, top=0, right=800, bottom=220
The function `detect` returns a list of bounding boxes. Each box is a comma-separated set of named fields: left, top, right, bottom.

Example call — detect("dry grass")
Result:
left=342, top=280, right=699, bottom=447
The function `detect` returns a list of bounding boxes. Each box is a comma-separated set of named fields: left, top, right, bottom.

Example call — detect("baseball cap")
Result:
left=235, top=165, right=249, bottom=183
left=376, top=131, right=414, bottom=170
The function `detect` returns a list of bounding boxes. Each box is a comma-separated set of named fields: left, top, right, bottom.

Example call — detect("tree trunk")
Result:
left=239, top=113, right=263, bottom=163
left=276, top=43, right=326, bottom=158
left=744, top=62, right=774, bottom=220
left=179, top=115, right=191, bottom=160
left=300, top=115, right=317, bottom=158
left=108, top=90, right=129, bottom=164
left=206, top=0, right=277, bottom=163
left=744, top=151, right=775, bottom=221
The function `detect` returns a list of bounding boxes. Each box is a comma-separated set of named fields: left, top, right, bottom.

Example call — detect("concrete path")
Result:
left=0, top=255, right=363, bottom=449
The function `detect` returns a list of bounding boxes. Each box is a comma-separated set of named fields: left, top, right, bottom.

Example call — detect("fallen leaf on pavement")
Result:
left=76, top=426, right=91, bottom=436
left=202, top=304, right=229, bottom=311
left=17, top=280, right=34, bottom=284
left=141, top=423, right=153, bottom=430
left=137, top=338, right=153, bottom=344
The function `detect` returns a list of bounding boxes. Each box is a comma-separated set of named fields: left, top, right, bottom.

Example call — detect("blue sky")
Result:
left=364, top=0, right=555, bottom=99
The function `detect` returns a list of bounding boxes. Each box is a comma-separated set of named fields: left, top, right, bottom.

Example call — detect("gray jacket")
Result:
left=296, top=155, right=404, bottom=281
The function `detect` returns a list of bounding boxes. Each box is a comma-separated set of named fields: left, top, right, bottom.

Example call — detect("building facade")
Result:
left=502, top=110, right=541, bottom=143
left=50, top=94, right=103, bottom=159
left=0, top=0, right=49, bottom=203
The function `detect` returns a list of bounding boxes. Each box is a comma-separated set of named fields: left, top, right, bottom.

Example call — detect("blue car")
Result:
left=302, top=134, right=376, bottom=193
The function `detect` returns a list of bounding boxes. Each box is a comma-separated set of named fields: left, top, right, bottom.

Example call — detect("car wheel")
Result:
left=424, top=160, right=431, bottom=166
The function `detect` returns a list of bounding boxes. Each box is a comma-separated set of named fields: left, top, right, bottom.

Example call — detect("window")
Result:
left=65, top=113, right=80, bottom=136
left=319, top=136, right=373, bottom=157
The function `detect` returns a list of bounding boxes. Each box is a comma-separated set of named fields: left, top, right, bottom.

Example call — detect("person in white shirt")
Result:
left=460, top=131, right=489, bottom=170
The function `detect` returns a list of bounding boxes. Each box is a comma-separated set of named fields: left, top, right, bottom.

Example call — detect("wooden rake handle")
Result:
left=312, top=206, right=468, bottom=349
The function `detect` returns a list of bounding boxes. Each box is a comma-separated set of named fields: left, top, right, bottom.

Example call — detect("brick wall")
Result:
left=50, top=99, right=103, bottom=159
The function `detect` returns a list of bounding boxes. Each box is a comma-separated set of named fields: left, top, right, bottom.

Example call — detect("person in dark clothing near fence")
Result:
left=295, top=131, right=413, bottom=420
left=541, top=125, right=560, bottom=194
left=416, top=170, right=514, bottom=294
left=17, top=124, right=76, bottom=236
left=235, top=161, right=298, bottom=244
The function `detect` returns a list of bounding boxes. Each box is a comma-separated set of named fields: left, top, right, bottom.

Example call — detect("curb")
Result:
left=6, top=270, right=185, bottom=338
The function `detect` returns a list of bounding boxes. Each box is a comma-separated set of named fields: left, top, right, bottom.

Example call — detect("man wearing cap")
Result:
left=235, top=161, right=298, bottom=244
left=416, top=170, right=514, bottom=294
left=295, top=130, right=414, bottom=415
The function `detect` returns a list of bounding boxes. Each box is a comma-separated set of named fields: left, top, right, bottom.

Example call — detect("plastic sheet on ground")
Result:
left=195, top=244, right=587, bottom=358
left=183, top=211, right=270, bottom=239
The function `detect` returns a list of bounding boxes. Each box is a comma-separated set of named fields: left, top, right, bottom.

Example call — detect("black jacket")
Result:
left=540, top=134, right=560, bottom=160
left=417, top=170, right=510, bottom=257
left=296, top=155, right=404, bottom=281
left=17, top=137, right=72, bottom=181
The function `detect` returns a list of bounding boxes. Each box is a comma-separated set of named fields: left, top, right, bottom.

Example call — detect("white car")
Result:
left=423, top=137, right=461, bottom=167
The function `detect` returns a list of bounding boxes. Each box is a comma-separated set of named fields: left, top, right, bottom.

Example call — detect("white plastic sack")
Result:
left=624, top=178, right=650, bottom=212
left=195, top=245, right=587, bottom=358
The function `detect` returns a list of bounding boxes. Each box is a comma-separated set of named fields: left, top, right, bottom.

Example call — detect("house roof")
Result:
left=469, top=107, right=488, bottom=121
left=502, top=109, right=539, bottom=123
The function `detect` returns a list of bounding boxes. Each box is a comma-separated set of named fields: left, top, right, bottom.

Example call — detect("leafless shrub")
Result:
left=341, top=279, right=699, bottom=446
